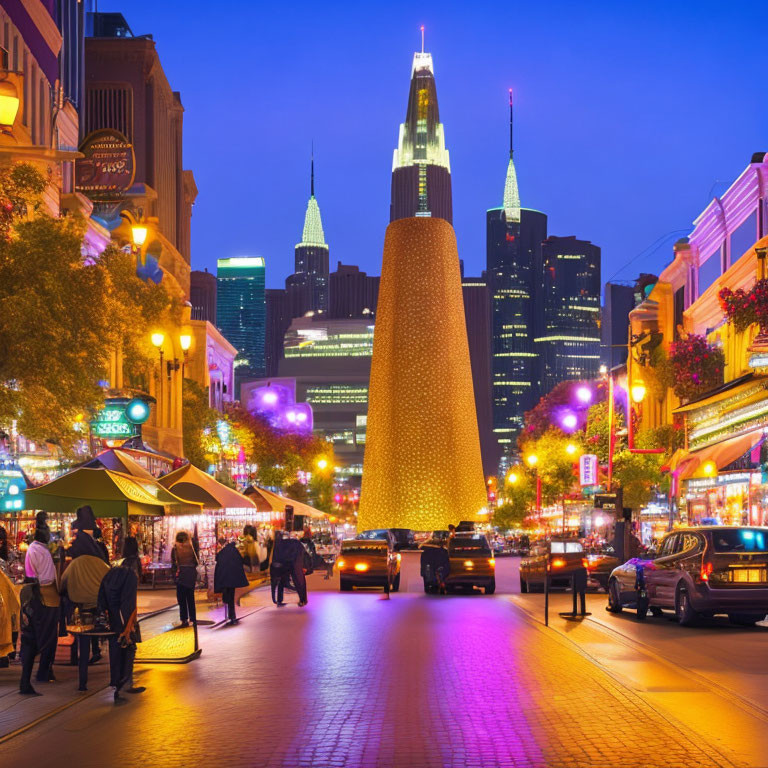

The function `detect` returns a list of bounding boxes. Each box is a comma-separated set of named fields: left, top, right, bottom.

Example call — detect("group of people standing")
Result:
left=0, top=505, right=145, bottom=702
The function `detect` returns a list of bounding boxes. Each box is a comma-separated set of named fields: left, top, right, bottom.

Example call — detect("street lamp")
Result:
left=151, top=332, right=164, bottom=424
left=0, top=78, right=20, bottom=130
left=506, top=471, right=519, bottom=485
left=526, top=454, right=538, bottom=467
left=131, top=225, right=148, bottom=247
left=566, top=443, right=578, bottom=456
left=631, top=382, right=647, bottom=404
left=703, top=461, right=717, bottom=477
left=561, top=412, right=578, bottom=431
left=576, top=386, right=592, bottom=404
left=316, top=457, right=329, bottom=471
left=151, top=332, right=165, bottom=349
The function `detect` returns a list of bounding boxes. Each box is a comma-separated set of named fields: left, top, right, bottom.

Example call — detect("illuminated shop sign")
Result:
left=91, top=398, right=150, bottom=439
left=0, top=466, right=26, bottom=511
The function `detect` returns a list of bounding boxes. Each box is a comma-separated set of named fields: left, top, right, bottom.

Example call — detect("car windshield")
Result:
left=449, top=536, right=491, bottom=554
left=712, top=529, right=768, bottom=552
left=550, top=541, right=583, bottom=553
left=356, top=530, right=389, bottom=540
left=341, top=544, right=387, bottom=555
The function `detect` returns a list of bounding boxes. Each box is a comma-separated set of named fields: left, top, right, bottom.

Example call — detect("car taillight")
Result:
left=551, top=558, right=566, bottom=568
left=336, top=559, right=346, bottom=569
left=582, top=558, right=589, bottom=570
left=464, top=560, right=474, bottom=568
left=354, top=563, right=369, bottom=572
left=489, top=558, right=496, bottom=568
left=396, top=553, right=402, bottom=562
left=700, top=562, right=713, bottom=582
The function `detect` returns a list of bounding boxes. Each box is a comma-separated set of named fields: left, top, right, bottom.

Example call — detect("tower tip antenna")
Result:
left=420, top=25, right=425, bottom=53
left=311, top=142, right=315, bottom=197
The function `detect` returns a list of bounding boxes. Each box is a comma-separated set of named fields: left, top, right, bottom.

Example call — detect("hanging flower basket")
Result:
left=661, top=334, right=724, bottom=402
left=719, top=279, right=768, bottom=337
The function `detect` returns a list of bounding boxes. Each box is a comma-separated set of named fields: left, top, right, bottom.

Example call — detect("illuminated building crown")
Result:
left=297, top=155, right=327, bottom=249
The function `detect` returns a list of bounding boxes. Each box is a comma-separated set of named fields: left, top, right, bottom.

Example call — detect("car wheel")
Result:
left=520, top=578, right=528, bottom=594
left=392, top=573, right=401, bottom=592
left=675, top=585, right=699, bottom=626
left=606, top=579, right=623, bottom=613
left=728, top=613, right=765, bottom=626
left=485, top=579, right=496, bottom=595
left=340, top=578, right=353, bottom=592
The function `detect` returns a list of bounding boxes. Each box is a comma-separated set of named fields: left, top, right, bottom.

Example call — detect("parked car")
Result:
left=606, top=526, right=768, bottom=626
left=443, top=534, right=496, bottom=594
left=584, top=548, right=620, bottom=591
left=338, top=535, right=401, bottom=592
left=356, top=528, right=416, bottom=551
left=519, top=538, right=586, bottom=592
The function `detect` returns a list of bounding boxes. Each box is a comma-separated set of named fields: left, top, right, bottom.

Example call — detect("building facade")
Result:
left=190, top=269, right=217, bottom=322
left=278, top=315, right=375, bottom=479
left=329, top=262, right=379, bottom=319
left=535, top=236, right=601, bottom=393
left=601, top=282, right=635, bottom=370
left=265, top=287, right=290, bottom=378
left=390, top=44, right=451, bottom=224
left=216, top=257, right=266, bottom=396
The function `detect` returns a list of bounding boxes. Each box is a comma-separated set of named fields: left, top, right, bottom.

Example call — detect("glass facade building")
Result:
left=215, top=256, right=266, bottom=396
left=534, top=236, right=601, bottom=391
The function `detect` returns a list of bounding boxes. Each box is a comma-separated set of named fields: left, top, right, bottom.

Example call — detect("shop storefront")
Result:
left=683, top=471, right=759, bottom=526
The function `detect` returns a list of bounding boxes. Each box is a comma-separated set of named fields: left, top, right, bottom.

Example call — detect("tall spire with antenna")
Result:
left=310, top=142, right=315, bottom=197
left=420, top=25, right=425, bottom=53
left=503, top=89, right=521, bottom=223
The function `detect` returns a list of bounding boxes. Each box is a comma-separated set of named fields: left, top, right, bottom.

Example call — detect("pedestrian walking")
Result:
left=21, top=512, right=60, bottom=686
left=67, top=506, right=105, bottom=560
left=237, top=525, right=258, bottom=572
left=98, top=543, right=144, bottom=703
left=59, top=543, right=109, bottom=692
left=120, top=536, right=143, bottom=582
left=171, top=531, right=198, bottom=627
left=213, top=537, right=248, bottom=625
left=270, top=531, right=308, bottom=607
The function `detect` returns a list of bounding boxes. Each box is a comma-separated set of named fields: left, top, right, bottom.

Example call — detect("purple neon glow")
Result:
left=262, top=390, right=278, bottom=405
left=562, top=413, right=577, bottom=430
left=576, top=386, right=592, bottom=404
left=248, top=383, right=313, bottom=433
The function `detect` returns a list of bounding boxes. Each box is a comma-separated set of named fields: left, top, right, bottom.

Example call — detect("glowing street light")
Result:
left=562, top=412, right=578, bottom=430
left=566, top=443, right=578, bottom=455
left=316, top=457, right=329, bottom=471
left=576, top=386, right=592, bottom=404
left=506, top=471, right=519, bottom=485
left=526, top=454, right=538, bottom=467
left=703, top=461, right=717, bottom=477
left=151, top=332, right=165, bottom=348
left=0, top=79, right=20, bottom=129
left=131, top=225, right=148, bottom=247
left=631, top=382, right=647, bottom=404
left=179, top=334, right=192, bottom=352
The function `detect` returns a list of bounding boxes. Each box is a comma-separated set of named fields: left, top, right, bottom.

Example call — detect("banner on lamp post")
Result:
left=579, top=454, right=598, bottom=487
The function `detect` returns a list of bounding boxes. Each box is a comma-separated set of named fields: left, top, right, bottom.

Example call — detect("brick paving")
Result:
left=0, top=587, right=744, bottom=768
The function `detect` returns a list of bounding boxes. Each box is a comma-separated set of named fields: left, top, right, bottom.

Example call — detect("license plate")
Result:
left=729, top=568, right=767, bottom=583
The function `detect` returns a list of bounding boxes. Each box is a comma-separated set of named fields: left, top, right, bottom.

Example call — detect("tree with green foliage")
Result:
left=181, top=378, right=220, bottom=469
left=0, top=163, right=176, bottom=449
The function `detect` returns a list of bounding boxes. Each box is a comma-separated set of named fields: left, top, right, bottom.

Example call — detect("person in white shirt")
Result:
left=19, top=512, right=60, bottom=692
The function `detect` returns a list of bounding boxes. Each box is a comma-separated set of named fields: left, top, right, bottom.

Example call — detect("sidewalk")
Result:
left=0, top=574, right=268, bottom=741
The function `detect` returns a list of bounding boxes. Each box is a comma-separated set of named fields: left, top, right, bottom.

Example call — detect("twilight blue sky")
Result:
left=102, top=0, right=768, bottom=289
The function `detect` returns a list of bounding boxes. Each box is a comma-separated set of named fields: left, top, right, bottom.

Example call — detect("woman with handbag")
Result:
left=171, top=531, right=198, bottom=627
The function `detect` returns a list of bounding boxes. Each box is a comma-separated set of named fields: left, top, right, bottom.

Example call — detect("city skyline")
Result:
left=91, top=0, right=768, bottom=289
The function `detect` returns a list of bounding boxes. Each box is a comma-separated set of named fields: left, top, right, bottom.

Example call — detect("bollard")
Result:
left=559, top=567, right=591, bottom=621
left=544, top=563, right=549, bottom=626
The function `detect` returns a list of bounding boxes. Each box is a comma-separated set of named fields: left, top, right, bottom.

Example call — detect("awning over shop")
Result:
left=673, top=373, right=758, bottom=414
left=24, top=467, right=202, bottom=517
left=680, top=430, right=764, bottom=480
left=158, top=463, right=257, bottom=511
left=80, top=449, right=157, bottom=481
left=243, top=485, right=326, bottom=520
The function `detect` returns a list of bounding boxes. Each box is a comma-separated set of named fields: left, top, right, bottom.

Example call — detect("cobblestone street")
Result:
left=1, top=559, right=758, bottom=768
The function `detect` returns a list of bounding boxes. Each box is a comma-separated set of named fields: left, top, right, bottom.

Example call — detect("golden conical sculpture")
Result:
left=358, top=217, right=488, bottom=531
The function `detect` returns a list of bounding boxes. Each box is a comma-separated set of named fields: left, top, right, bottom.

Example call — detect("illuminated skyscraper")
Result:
left=535, top=236, right=601, bottom=391
left=487, top=93, right=547, bottom=447
left=390, top=32, right=452, bottom=224
left=286, top=155, right=330, bottom=316
left=216, top=256, right=266, bottom=396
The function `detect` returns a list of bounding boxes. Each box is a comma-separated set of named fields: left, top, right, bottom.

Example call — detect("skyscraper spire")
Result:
left=310, top=142, right=315, bottom=197
left=298, top=151, right=326, bottom=247
left=503, top=90, right=521, bottom=224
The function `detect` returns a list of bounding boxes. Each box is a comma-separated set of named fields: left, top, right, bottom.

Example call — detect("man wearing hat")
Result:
left=19, top=512, right=60, bottom=693
left=67, top=506, right=104, bottom=561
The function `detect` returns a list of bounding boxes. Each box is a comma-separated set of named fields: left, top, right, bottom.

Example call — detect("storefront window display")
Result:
left=683, top=472, right=757, bottom=526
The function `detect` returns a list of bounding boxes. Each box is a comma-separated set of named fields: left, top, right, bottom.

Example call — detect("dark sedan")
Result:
left=607, top=526, right=768, bottom=626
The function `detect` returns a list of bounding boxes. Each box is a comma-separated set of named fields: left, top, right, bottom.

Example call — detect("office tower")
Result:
left=190, top=269, right=217, bottom=322
left=285, top=156, right=329, bottom=316
left=390, top=35, right=452, bottom=223
left=462, top=275, right=499, bottom=475
left=486, top=93, right=547, bottom=447
left=329, top=263, right=380, bottom=319
left=359, top=217, right=486, bottom=531
left=535, top=236, right=601, bottom=391
left=265, top=288, right=290, bottom=377
left=216, top=257, right=266, bottom=396
left=602, top=282, right=635, bottom=370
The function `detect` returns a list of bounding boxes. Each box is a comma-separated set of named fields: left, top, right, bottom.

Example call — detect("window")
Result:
left=658, top=534, right=678, bottom=558
left=680, top=533, right=701, bottom=554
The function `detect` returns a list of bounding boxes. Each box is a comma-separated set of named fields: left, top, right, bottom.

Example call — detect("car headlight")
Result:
left=489, top=558, right=496, bottom=567
left=464, top=560, right=474, bottom=568
left=337, top=559, right=346, bottom=569
left=354, top=563, right=369, bottom=572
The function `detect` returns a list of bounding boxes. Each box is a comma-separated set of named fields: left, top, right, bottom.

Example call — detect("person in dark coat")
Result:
left=421, top=540, right=450, bottom=594
left=92, top=527, right=110, bottom=563
left=171, top=531, right=198, bottom=627
left=270, top=532, right=308, bottom=607
left=67, top=506, right=104, bottom=560
left=213, top=538, right=248, bottom=625
left=98, top=554, right=144, bottom=703
left=121, top=536, right=142, bottom=582
left=0, top=524, right=8, bottom=562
